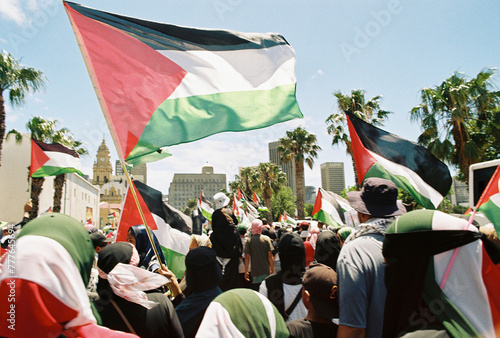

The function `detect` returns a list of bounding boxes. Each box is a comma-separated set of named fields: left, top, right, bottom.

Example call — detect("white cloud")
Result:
left=310, top=69, right=324, bottom=80
left=0, top=0, right=26, bottom=26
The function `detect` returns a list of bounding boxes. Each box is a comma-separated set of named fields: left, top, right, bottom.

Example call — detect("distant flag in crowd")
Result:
left=237, top=187, right=244, bottom=201
left=475, top=165, right=500, bottom=237
left=346, top=112, right=452, bottom=209
left=116, top=180, right=191, bottom=278
left=253, top=192, right=269, bottom=212
left=64, top=1, right=303, bottom=164
left=312, top=188, right=346, bottom=227
left=198, top=190, right=214, bottom=221
left=284, top=211, right=296, bottom=226
left=107, top=212, right=116, bottom=219
left=30, top=139, right=83, bottom=178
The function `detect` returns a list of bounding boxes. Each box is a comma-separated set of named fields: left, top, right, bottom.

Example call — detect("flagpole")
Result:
left=121, top=162, right=162, bottom=268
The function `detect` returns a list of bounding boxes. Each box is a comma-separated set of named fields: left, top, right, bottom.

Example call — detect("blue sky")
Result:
left=1, top=0, right=499, bottom=195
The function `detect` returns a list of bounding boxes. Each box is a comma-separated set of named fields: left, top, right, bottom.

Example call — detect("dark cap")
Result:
left=347, top=177, right=406, bottom=218
left=303, top=263, right=339, bottom=319
left=90, top=231, right=112, bottom=248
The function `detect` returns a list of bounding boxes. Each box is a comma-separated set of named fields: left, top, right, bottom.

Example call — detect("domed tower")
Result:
left=92, top=138, right=113, bottom=187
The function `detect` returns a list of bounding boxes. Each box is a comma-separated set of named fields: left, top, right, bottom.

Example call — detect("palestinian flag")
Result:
left=346, top=112, right=451, bottom=209
left=30, top=139, right=83, bottom=178
left=0, top=213, right=134, bottom=337
left=476, top=165, right=500, bottom=237
left=284, top=211, right=296, bottom=226
left=253, top=192, right=269, bottom=212
left=116, top=181, right=191, bottom=278
left=64, top=2, right=303, bottom=164
left=198, top=190, right=214, bottom=221
left=383, top=210, right=500, bottom=337
left=312, top=188, right=346, bottom=227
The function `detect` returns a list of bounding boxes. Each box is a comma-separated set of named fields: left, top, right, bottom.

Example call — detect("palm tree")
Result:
left=0, top=51, right=45, bottom=165
left=326, top=89, right=391, bottom=188
left=411, top=68, right=500, bottom=184
left=251, top=162, right=286, bottom=220
left=7, top=117, right=87, bottom=218
left=278, top=127, right=321, bottom=219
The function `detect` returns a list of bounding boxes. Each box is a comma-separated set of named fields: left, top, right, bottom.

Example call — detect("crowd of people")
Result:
left=0, top=177, right=499, bottom=337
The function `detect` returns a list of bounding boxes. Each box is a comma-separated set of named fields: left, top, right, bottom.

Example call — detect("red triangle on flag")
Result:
left=65, top=4, right=187, bottom=160
left=346, top=114, right=377, bottom=185
left=30, top=139, right=50, bottom=176
left=116, top=181, right=158, bottom=242
left=312, top=188, right=322, bottom=216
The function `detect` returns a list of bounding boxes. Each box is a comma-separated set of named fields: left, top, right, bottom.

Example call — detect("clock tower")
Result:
left=92, top=138, right=113, bottom=187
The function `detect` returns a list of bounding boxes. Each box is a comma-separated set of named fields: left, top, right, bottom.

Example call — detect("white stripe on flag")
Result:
left=159, top=46, right=297, bottom=99
left=44, top=150, right=81, bottom=170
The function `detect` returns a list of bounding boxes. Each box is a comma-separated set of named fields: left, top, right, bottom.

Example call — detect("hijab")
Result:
left=128, top=224, right=166, bottom=271
left=314, top=230, right=341, bottom=271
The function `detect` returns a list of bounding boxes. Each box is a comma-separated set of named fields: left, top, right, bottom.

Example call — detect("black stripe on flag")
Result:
left=65, top=1, right=289, bottom=52
left=32, top=139, right=80, bottom=158
left=134, top=180, right=192, bottom=234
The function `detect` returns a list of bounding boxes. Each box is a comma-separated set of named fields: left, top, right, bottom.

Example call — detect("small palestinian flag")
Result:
left=312, top=188, right=346, bottom=227
left=253, top=192, right=269, bottom=212
left=284, top=211, right=296, bottom=226
left=198, top=190, right=214, bottom=222
left=346, top=112, right=451, bottom=209
left=383, top=210, right=500, bottom=337
left=30, top=139, right=83, bottom=178
left=476, top=165, right=500, bottom=237
left=64, top=1, right=303, bottom=164
left=117, top=181, right=191, bottom=278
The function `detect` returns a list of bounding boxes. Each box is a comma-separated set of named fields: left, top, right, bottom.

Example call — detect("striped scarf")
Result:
left=344, top=217, right=395, bottom=245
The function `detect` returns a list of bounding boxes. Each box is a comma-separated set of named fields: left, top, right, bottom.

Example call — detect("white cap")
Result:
left=213, top=192, right=230, bottom=209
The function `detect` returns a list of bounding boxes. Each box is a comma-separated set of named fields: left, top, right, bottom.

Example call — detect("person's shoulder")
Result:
left=286, top=318, right=312, bottom=337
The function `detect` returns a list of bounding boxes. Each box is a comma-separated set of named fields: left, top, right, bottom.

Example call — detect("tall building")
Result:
left=115, top=160, right=147, bottom=185
left=449, top=178, right=469, bottom=207
left=305, top=185, right=316, bottom=204
left=268, top=141, right=303, bottom=196
left=168, top=163, right=226, bottom=210
left=321, top=162, right=345, bottom=195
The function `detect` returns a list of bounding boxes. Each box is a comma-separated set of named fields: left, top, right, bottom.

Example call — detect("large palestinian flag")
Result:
left=30, top=139, right=83, bottom=177
left=476, top=165, right=500, bottom=237
left=117, top=181, right=191, bottom=278
left=64, top=2, right=303, bottom=164
left=346, top=112, right=451, bottom=209
left=312, top=188, right=347, bottom=227
left=383, top=210, right=500, bottom=337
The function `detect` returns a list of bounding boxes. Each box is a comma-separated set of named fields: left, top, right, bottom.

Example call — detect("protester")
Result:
left=178, top=233, right=212, bottom=294
left=313, top=229, right=341, bottom=271
left=244, top=219, right=275, bottom=290
left=260, top=232, right=307, bottom=322
left=95, top=242, right=183, bottom=338
left=210, top=192, right=242, bottom=291
left=196, top=288, right=289, bottom=337
left=0, top=213, right=135, bottom=337
left=337, top=177, right=406, bottom=337
left=162, top=246, right=222, bottom=338
left=86, top=226, right=112, bottom=299
left=336, top=227, right=353, bottom=247
left=237, top=225, right=252, bottom=288
left=382, top=210, right=500, bottom=337
left=304, top=240, right=315, bottom=267
left=287, top=263, right=339, bottom=338
left=309, top=226, right=320, bottom=249
left=126, top=224, right=166, bottom=273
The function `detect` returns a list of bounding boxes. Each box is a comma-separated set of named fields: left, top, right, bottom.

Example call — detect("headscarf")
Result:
left=251, top=219, right=263, bottom=235
left=196, top=289, right=289, bottom=338
left=278, top=232, right=306, bottom=284
left=128, top=224, right=166, bottom=271
left=185, top=247, right=222, bottom=292
left=314, top=230, right=341, bottom=271
left=97, top=242, right=169, bottom=309
left=0, top=213, right=134, bottom=337
left=382, top=210, right=500, bottom=338
left=309, top=226, right=320, bottom=249
left=337, top=227, right=353, bottom=241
